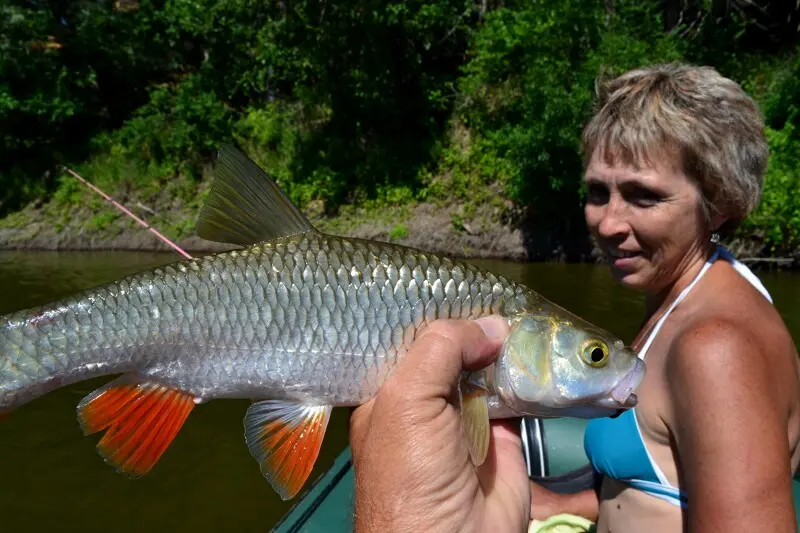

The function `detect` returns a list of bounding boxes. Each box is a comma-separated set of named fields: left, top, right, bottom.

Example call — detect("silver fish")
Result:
left=0, top=145, right=645, bottom=500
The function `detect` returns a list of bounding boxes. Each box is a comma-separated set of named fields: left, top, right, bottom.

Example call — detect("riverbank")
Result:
left=1, top=197, right=796, bottom=269
left=0, top=199, right=554, bottom=260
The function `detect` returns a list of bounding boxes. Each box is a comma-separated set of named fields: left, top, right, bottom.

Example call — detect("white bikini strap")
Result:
left=629, top=248, right=720, bottom=493
left=716, top=245, right=774, bottom=304
left=637, top=247, right=720, bottom=359
left=630, top=244, right=774, bottom=498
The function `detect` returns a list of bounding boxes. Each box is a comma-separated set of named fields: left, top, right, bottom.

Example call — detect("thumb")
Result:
left=388, top=316, right=510, bottom=403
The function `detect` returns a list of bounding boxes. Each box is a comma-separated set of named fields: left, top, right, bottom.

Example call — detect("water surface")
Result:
left=0, top=250, right=796, bottom=532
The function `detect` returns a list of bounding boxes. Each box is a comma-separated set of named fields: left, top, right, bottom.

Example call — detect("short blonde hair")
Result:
left=581, top=63, right=768, bottom=234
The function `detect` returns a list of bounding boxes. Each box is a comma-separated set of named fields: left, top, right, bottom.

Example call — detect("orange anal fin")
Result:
left=77, top=376, right=195, bottom=478
left=244, top=400, right=332, bottom=501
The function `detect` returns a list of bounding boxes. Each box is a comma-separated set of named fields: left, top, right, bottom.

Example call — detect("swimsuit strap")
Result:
left=637, top=247, right=721, bottom=359
left=717, top=245, right=774, bottom=304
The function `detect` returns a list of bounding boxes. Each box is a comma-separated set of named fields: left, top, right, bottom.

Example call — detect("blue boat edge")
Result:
left=271, top=446, right=356, bottom=533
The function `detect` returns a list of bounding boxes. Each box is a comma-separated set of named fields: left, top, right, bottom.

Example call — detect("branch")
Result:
left=738, top=257, right=796, bottom=266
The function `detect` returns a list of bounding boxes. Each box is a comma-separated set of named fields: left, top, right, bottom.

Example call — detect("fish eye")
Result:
left=581, top=340, right=609, bottom=367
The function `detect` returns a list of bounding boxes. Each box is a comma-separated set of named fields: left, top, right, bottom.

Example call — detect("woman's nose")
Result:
left=597, top=202, right=630, bottom=239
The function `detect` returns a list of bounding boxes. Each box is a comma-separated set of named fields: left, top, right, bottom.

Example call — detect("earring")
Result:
left=710, top=232, right=720, bottom=244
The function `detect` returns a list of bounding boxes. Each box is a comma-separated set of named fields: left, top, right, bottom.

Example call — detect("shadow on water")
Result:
left=0, top=250, right=796, bottom=532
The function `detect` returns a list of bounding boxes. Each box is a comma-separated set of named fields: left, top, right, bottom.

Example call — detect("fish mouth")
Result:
left=609, top=358, right=646, bottom=406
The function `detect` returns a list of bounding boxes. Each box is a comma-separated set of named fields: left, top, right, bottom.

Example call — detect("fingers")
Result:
left=349, top=316, right=510, bottom=459
left=387, top=316, right=510, bottom=402
left=477, top=420, right=531, bottom=518
left=488, top=419, right=523, bottom=443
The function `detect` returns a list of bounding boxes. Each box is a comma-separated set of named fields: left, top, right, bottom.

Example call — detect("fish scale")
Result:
left=0, top=232, right=515, bottom=408
left=0, top=144, right=646, bottom=503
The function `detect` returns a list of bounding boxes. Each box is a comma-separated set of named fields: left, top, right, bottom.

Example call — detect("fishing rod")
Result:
left=62, top=166, right=194, bottom=260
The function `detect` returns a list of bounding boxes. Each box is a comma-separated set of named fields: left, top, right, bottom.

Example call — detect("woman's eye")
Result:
left=628, top=188, right=663, bottom=207
left=586, top=184, right=609, bottom=204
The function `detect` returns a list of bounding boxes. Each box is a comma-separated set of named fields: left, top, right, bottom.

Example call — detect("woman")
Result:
left=536, top=62, right=800, bottom=532
left=348, top=63, right=800, bottom=532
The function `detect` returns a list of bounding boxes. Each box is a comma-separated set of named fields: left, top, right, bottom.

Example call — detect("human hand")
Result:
left=349, top=317, right=531, bottom=533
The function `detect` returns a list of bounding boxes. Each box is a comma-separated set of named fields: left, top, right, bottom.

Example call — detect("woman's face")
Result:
left=583, top=148, right=714, bottom=295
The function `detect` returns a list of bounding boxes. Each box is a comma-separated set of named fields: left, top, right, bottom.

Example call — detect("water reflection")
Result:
left=0, top=250, right=795, bottom=532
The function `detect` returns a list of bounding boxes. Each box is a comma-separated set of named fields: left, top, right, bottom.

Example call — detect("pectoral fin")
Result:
left=196, top=144, right=315, bottom=246
left=459, top=383, right=490, bottom=466
left=76, top=375, right=195, bottom=478
left=244, top=400, right=332, bottom=500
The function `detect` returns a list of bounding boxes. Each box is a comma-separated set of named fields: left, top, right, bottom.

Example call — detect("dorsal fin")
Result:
left=195, top=144, right=315, bottom=246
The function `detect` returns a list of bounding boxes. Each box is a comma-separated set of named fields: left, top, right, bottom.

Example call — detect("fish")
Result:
left=0, top=144, right=646, bottom=501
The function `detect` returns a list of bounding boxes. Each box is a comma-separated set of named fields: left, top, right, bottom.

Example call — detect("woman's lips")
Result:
left=606, top=249, right=642, bottom=269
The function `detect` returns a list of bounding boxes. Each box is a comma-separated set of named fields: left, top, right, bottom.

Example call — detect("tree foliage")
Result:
left=1, top=0, right=798, bottom=253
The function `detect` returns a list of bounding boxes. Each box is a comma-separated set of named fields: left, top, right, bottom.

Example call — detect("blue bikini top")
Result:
left=583, top=245, right=773, bottom=507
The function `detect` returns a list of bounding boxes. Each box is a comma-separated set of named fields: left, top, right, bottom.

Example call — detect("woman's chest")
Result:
left=597, top=478, right=685, bottom=533
left=626, top=325, right=686, bottom=483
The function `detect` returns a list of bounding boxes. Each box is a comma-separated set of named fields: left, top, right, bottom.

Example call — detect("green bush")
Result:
left=1, top=0, right=798, bottom=257
left=447, top=0, right=684, bottom=221
left=115, top=75, right=235, bottom=177
left=742, top=124, right=800, bottom=254
left=448, top=0, right=798, bottom=251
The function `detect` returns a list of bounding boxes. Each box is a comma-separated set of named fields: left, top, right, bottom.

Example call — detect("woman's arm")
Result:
left=530, top=482, right=600, bottom=522
left=666, top=319, right=796, bottom=533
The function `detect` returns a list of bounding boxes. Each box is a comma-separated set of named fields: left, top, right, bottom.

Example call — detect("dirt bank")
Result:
left=0, top=202, right=532, bottom=257
left=1, top=200, right=796, bottom=270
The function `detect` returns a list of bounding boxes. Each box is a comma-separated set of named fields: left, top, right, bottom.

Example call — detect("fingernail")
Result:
left=476, top=316, right=509, bottom=342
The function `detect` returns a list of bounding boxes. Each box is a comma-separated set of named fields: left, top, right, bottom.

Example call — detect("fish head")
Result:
left=492, top=300, right=645, bottom=419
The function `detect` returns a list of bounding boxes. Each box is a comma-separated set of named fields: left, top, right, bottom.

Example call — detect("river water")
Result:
left=0, top=250, right=796, bottom=532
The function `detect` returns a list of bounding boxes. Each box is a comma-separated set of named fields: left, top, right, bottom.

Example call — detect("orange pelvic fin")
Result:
left=77, top=376, right=195, bottom=478
left=244, top=400, right=332, bottom=500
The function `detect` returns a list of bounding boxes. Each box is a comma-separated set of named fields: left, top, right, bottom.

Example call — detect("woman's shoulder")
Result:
left=660, top=315, right=797, bottom=446
left=675, top=259, right=791, bottom=345
left=664, top=264, right=799, bottom=408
